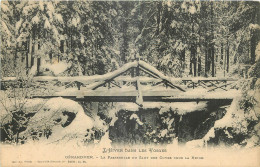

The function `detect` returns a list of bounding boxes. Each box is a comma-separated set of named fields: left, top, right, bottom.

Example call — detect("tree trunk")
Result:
left=250, top=30, right=257, bottom=64
left=16, top=131, right=19, bottom=144
left=221, top=42, right=224, bottom=75
left=14, top=43, right=18, bottom=68
left=26, top=42, right=28, bottom=69
left=250, top=4, right=260, bottom=64
left=211, top=45, right=215, bottom=77
left=37, top=58, right=41, bottom=75
left=191, top=45, right=197, bottom=77
left=189, top=56, right=193, bottom=76
left=181, top=49, right=185, bottom=71
left=60, top=40, right=64, bottom=53
left=31, top=40, right=34, bottom=67
left=198, top=56, right=201, bottom=76
left=226, top=42, right=229, bottom=73
left=206, top=46, right=211, bottom=77
left=49, top=53, right=52, bottom=64
left=156, top=2, right=162, bottom=35
left=205, top=46, right=208, bottom=76
left=221, top=43, right=223, bottom=60
left=121, top=21, right=128, bottom=63
left=28, top=37, right=32, bottom=69
left=77, top=57, right=83, bottom=76
left=224, top=46, right=226, bottom=77
left=70, top=27, right=73, bottom=51
left=210, top=2, right=214, bottom=77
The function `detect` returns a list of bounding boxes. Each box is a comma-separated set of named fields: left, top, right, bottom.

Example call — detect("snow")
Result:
left=42, top=62, right=70, bottom=76
left=71, top=16, right=80, bottom=27
left=97, top=132, right=112, bottom=148
left=245, top=135, right=259, bottom=148
left=90, top=101, right=208, bottom=116
left=46, top=2, right=55, bottom=12
left=129, top=113, right=138, bottom=120
left=108, top=110, right=118, bottom=126
left=44, top=19, right=51, bottom=29
left=93, top=115, right=107, bottom=131
left=256, top=42, right=260, bottom=61
left=168, top=118, right=174, bottom=129
left=159, top=107, right=169, bottom=115
left=157, top=102, right=207, bottom=115
left=203, top=127, right=215, bottom=141
left=114, top=76, right=160, bottom=83
left=166, top=1, right=172, bottom=7
left=249, top=23, right=260, bottom=30
left=114, top=103, right=139, bottom=112
left=52, top=27, right=59, bottom=41
left=180, top=89, right=239, bottom=100
left=136, top=79, right=143, bottom=105
left=0, top=110, right=12, bottom=125
left=1, top=3, right=10, bottom=12
left=32, top=15, right=40, bottom=24
left=85, top=81, right=105, bottom=90
left=139, top=60, right=169, bottom=80
left=23, top=98, right=46, bottom=113
left=29, top=65, right=37, bottom=76
left=215, top=96, right=242, bottom=128
left=44, top=97, right=81, bottom=113
left=101, top=61, right=138, bottom=81
left=1, top=21, right=11, bottom=36
left=33, top=60, right=138, bottom=84
left=27, top=98, right=80, bottom=129
left=186, top=127, right=215, bottom=148
left=52, top=108, right=93, bottom=138
left=186, top=90, right=256, bottom=149
left=189, top=6, right=196, bottom=14
left=171, top=20, right=178, bottom=28
left=0, top=97, right=46, bottom=125
left=160, top=129, right=168, bottom=137
left=1, top=59, right=238, bottom=97
left=39, top=1, right=44, bottom=11
left=54, top=14, right=63, bottom=24
left=23, top=97, right=94, bottom=145
left=186, top=139, right=205, bottom=148
left=23, top=4, right=34, bottom=16
left=80, top=35, right=84, bottom=44
left=129, top=113, right=143, bottom=125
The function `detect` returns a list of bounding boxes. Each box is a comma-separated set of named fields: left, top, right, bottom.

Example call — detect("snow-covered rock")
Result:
left=22, top=97, right=94, bottom=145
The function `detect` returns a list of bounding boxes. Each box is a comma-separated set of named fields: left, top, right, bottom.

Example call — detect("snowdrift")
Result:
left=22, top=97, right=94, bottom=145
left=186, top=91, right=260, bottom=149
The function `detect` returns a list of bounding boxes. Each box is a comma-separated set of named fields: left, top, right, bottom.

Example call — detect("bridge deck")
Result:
left=32, top=89, right=238, bottom=102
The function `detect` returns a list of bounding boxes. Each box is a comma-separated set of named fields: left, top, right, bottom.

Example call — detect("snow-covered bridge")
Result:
left=1, top=60, right=238, bottom=103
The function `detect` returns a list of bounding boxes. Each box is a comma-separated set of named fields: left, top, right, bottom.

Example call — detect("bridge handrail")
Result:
left=1, top=76, right=238, bottom=84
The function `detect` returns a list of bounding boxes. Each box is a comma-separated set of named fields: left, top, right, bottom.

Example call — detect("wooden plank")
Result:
left=31, top=94, right=234, bottom=103
left=32, top=89, right=236, bottom=102
left=92, top=66, right=134, bottom=90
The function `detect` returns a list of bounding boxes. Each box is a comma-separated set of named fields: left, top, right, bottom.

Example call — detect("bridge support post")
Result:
left=91, top=102, right=99, bottom=116
left=135, top=65, right=140, bottom=90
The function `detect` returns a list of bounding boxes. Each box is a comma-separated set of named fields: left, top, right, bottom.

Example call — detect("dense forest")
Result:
left=0, top=1, right=260, bottom=148
left=1, top=1, right=259, bottom=78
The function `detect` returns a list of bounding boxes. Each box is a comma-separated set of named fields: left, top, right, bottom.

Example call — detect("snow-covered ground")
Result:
left=186, top=90, right=259, bottom=149
left=19, top=97, right=96, bottom=146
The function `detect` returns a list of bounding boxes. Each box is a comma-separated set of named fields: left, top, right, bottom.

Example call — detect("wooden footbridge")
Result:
left=1, top=60, right=238, bottom=104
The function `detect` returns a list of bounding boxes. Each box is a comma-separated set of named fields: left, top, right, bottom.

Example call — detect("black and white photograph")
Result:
left=0, top=0, right=259, bottom=166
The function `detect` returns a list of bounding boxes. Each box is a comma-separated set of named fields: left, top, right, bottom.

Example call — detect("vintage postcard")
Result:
left=0, top=0, right=259, bottom=166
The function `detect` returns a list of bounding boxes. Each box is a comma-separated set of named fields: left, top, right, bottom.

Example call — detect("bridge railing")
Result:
left=1, top=76, right=238, bottom=93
